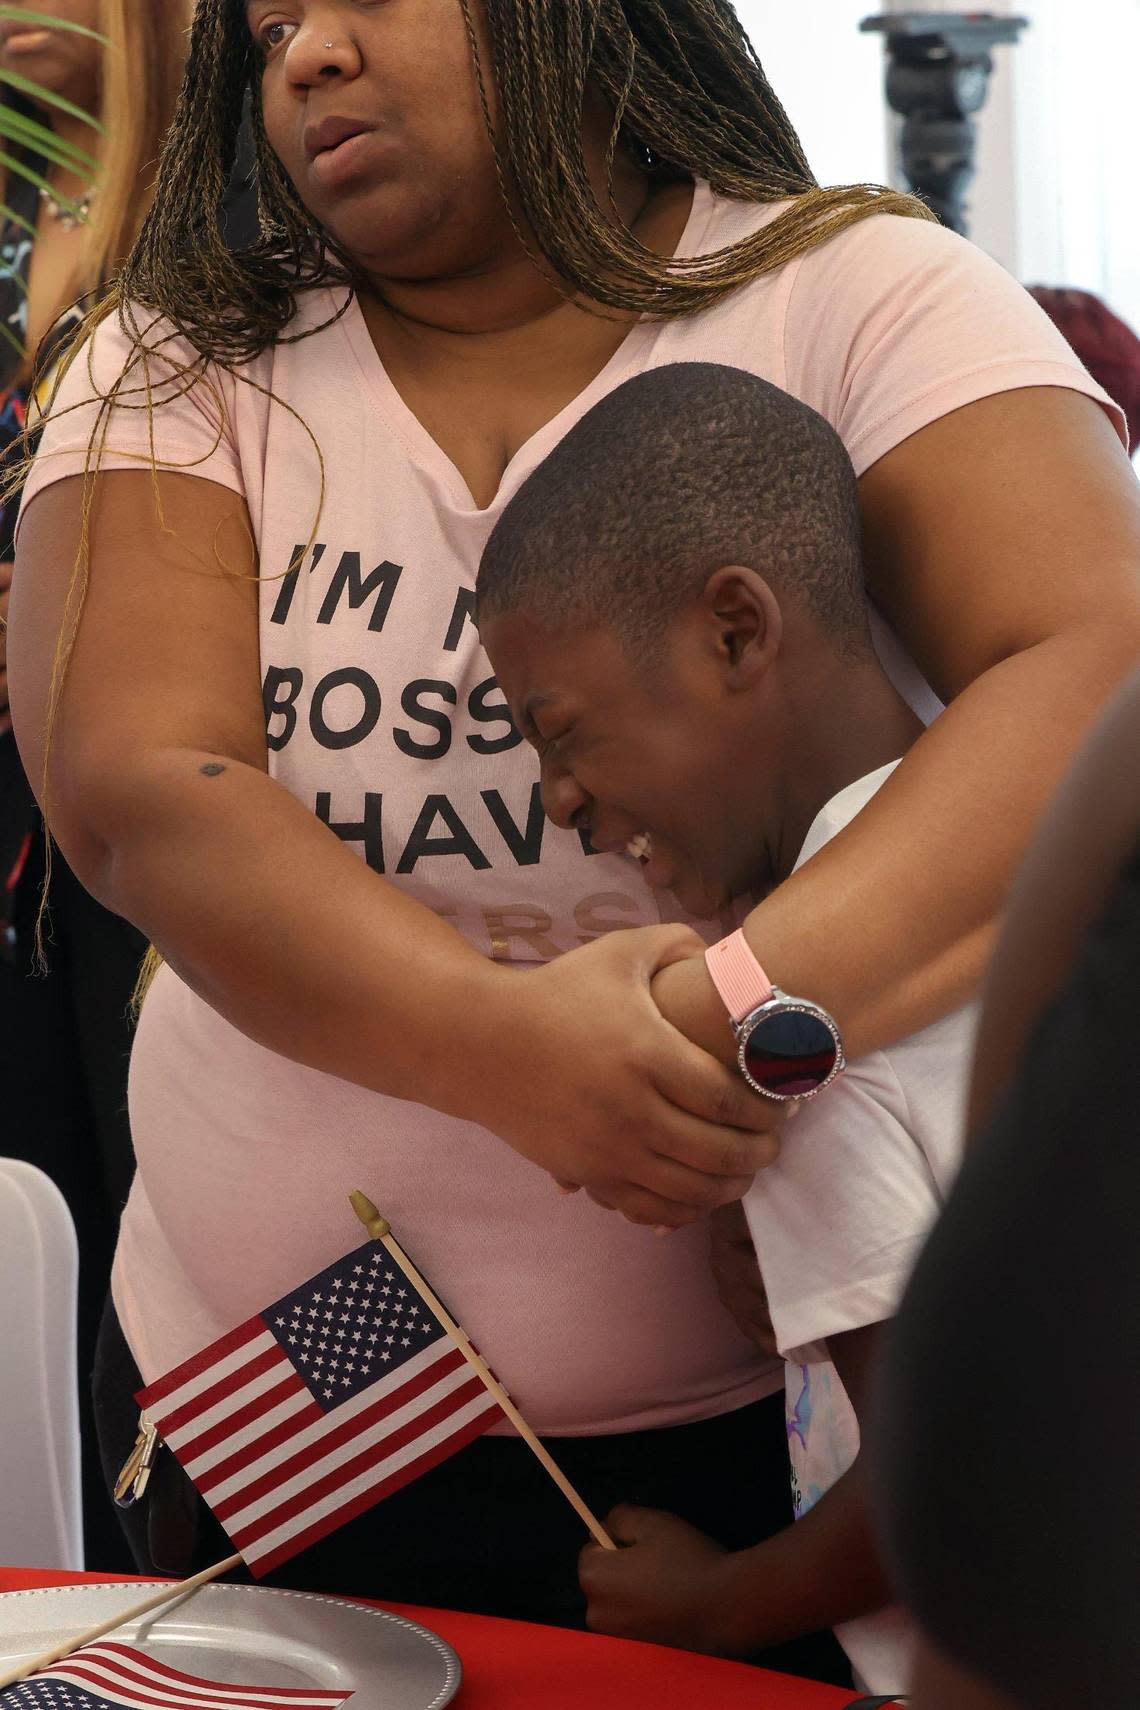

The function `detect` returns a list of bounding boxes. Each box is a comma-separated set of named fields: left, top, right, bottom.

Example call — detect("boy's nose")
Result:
left=541, top=763, right=589, bottom=832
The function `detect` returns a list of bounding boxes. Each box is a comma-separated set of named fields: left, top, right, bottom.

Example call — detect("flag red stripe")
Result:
left=82, top=1642, right=345, bottom=1702
left=176, top=1373, right=313, bottom=1466
left=248, top=1405, right=498, bottom=1577
left=54, top=1645, right=346, bottom=1704
left=153, top=1344, right=289, bottom=1437
left=135, top=1317, right=265, bottom=1408
left=232, top=1373, right=491, bottom=1551
left=194, top=1387, right=340, bottom=1497
left=47, top=1659, right=329, bottom=1710
left=209, top=1344, right=466, bottom=1517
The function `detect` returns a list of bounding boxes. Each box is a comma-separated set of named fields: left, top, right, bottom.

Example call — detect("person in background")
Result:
left=872, top=665, right=1140, bottom=1710
left=1029, top=286, right=1140, bottom=458
left=0, top=0, right=192, bottom=1566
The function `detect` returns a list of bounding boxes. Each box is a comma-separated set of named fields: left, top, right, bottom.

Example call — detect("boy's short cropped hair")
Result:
left=477, top=362, right=870, bottom=658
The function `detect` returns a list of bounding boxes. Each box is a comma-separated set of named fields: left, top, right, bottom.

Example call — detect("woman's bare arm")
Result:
left=652, top=387, right=1140, bottom=1062
left=8, top=469, right=779, bottom=1226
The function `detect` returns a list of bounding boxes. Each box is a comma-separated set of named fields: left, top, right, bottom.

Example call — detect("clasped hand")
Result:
left=472, top=925, right=785, bottom=1231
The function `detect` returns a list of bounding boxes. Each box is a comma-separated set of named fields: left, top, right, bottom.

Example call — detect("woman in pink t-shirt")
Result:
left=9, top=0, right=1140, bottom=1674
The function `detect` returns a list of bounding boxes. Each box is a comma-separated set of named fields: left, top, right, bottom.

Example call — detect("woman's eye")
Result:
left=256, top=20, right=296, bottom=53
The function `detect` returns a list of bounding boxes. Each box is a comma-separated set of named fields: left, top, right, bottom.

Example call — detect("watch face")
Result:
left=739, top=1003, right=841, bottom=1100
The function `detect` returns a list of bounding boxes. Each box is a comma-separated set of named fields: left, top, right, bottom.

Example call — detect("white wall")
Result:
left=736, top=0, right=1140, bottom=331
left=1011, top=0, right=1140, bottom=327
left=885, top=0, right=1140, bottom=325
left=734, top=0, right=1022, bottom=272
left=732, top=1, right=890, bottom=189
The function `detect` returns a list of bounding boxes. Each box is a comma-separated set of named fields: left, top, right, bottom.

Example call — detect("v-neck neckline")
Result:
left=332, top=178, right=716, bottom=519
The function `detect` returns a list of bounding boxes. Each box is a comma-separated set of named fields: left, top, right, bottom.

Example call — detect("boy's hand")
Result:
left=579, top=1505, right=738, bottom=1655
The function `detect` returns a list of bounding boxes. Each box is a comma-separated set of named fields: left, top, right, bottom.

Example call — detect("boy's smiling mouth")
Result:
left=587, top=819, right=729, bottom=912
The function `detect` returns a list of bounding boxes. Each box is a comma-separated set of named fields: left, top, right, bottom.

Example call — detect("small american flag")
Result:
left=137, top=1240, right=503, bottom=1576
left=0, top=1640, right=351, bottom=1709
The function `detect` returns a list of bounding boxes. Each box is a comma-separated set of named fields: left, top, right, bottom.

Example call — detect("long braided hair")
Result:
left=112, top=0, right=933, bottom=366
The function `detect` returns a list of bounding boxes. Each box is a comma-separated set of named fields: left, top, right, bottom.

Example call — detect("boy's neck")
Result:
left=765, top=652, right=924, bottom=884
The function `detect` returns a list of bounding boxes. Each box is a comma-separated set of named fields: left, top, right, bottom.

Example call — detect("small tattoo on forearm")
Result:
left=200, top=762, right=227, bottom=778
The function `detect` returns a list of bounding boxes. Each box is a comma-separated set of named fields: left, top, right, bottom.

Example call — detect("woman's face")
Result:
left=0, top=0, right=102, bottom=110
left=249, top=0, right=513, bottom=282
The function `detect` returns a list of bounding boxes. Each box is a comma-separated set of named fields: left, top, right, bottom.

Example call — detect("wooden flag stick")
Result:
left=0, top=1553, right=244, bottom=1689
left=350, top=1191, right=617, bottom=1551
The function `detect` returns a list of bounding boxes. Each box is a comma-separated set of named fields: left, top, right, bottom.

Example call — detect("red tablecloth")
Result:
left=0, top=1568, right=856, bottom=1709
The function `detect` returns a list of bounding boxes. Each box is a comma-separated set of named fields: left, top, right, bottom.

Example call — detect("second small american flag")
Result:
left=137, top=1241, right=503, bottom=1575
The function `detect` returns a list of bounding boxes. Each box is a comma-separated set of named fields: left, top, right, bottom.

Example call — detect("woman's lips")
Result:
left=0, top=28, right=55, bottom=54
left=309, top=130, right=376, bottom=191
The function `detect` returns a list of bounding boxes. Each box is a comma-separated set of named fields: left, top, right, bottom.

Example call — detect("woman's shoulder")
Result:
left=56, top=284, right=344, bottom=391
left=694, top=189, right=1027, bottom=345
left=32, top=305, right=244, bottom=479
left=705, top=195, right=1127, bottom=470
left=788, top=198, right=1022, bottom=305
left=23, top=285, right=357, bottom=518
left=59, top=299, right=267, bottom=391
left=702, top=183, right=1001, bottom=291
left=39, top=283, right=352, bottom=443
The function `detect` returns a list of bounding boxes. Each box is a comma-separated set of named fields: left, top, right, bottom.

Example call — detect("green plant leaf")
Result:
left=0, top=147, right=93, bottom=223
left=0, top=4, right=104, bottom=263
left=0, top=323, right=25, bottom=362
left=0, top=144, right=48, bottom=189
left=0, top=64, right=104, bottom=135
left=0, top=105, right=99, bottom=175
left=0, top=8, right=103, bottom=373
left=0, top=197, right=35, bottom=238
left=0, top=194, right=34, bottom=299
left=0, top=7, right=106, bottom=44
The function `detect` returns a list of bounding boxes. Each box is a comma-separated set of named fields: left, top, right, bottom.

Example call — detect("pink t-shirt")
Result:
left=21, top=183, right=1122, bottom=1433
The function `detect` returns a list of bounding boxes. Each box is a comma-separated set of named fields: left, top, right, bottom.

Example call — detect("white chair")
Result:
left=0, top=1158, right=84, bottom=1568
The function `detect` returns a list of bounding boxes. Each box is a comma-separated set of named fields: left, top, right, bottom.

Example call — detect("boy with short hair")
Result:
left=476, top=362, right=974, bottom=1696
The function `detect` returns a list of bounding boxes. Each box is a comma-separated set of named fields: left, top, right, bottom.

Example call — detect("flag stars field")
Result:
left=135, top=1238, right=504, bottom=1575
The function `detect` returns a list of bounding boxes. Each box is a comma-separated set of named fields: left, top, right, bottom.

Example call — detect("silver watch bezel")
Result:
left=733, top=989, right=846, bottom=1103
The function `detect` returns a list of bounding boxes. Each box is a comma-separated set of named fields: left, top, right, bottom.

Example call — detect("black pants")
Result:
left=1, top=795, right=144, bottom=1573
left=95, top=1298, right=853, bottom=1686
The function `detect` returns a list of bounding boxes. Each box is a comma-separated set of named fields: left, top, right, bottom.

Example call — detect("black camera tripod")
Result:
left=862, top=11, right=1028, bottom=234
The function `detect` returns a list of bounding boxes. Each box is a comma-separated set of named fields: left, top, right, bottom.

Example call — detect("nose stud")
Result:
left=324, top=40, right=334, bottom=49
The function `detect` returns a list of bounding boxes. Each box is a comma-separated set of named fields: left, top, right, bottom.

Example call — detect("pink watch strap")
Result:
left=705, top=928, right=774, bottom=1028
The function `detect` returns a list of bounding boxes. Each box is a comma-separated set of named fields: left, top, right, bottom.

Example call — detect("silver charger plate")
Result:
left=0, top=1583, right=461, bottom=1708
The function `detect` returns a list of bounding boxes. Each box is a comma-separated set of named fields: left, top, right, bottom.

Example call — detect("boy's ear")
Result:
left=699, top=565, right=782, bottom=685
